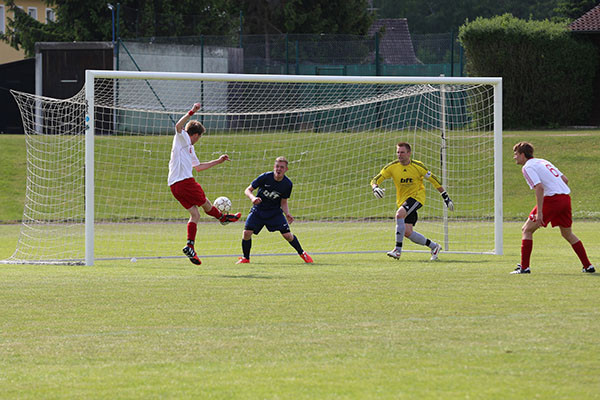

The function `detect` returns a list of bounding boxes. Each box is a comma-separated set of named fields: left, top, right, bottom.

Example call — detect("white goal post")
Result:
left=5, top=71, right=502, bottom=266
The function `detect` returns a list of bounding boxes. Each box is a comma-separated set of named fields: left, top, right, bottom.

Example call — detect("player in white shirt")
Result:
left=169, top=103, right=241, bottom=265
left=511, top=142, right=595, bottom=274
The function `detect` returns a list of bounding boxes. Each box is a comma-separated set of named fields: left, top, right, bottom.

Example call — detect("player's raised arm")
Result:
left=175, top=103, right=201, bottom=133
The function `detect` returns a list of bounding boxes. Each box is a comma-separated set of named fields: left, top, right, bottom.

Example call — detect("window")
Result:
left=0, top=5, right=5, bottom=34
left=28, top=7, right=38, bottom=20
left=46, top=8, right=55, bottom=23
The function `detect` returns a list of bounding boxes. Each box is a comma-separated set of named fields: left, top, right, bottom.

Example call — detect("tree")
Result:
left=1, top=0, right=239, bottom=57
left=2, top=0, right=373, bottom=58
left=554, top=0, right=598, bottom=20
left=238, top=0, right=373, bottom=35
left=374, top=0, right=564, bottom=33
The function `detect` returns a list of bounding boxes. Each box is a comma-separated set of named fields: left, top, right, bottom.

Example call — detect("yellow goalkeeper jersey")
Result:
left=370, top=159, right=442, bottom=207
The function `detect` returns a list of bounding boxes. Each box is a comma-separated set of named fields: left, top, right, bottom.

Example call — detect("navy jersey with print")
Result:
left=251, top=172, right=293, bottom=212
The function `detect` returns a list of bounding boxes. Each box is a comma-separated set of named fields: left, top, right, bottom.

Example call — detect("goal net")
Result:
left=4, top=72, right=502, bottom=265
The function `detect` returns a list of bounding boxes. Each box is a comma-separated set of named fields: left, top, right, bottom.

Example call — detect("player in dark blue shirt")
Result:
left=237, top=156, right=313, bottom=264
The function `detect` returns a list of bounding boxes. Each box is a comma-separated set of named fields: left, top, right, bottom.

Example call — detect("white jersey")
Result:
left=167, top=128, right=200, bottom=186
left=521, top=158, right=570, bottom=196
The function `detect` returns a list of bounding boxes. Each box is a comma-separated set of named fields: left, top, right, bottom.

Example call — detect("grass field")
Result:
left=1, top=131, right=600, bottom=398
left=1, top=221, right=599, bottom=399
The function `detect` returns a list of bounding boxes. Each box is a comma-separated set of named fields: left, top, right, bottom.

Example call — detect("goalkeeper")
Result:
left=370, top=142, right=454, bottom=260
left=236, top=156, right=313, bottom=264
left=168, top=102, right=241, bottom=266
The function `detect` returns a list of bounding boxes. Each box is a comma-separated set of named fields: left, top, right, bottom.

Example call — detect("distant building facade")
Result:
left=0, top=0, right=55, bottom=63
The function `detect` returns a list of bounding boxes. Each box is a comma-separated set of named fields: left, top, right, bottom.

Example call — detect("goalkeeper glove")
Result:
left=372, top=186, right=385, bottom=199
left=441, top=191, right=454, bottom=211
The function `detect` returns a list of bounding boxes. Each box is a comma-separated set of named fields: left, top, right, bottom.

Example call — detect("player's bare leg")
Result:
left=200, top=199, right=241, bottom=225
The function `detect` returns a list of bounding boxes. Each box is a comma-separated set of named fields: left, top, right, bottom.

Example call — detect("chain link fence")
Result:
left=119, top=32, right=464, bottom=77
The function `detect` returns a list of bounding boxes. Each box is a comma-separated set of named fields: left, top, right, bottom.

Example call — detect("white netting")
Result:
left=4, top=74, right=499, bottom=265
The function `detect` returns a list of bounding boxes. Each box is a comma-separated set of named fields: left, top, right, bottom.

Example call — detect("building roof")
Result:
left=569, top=4, right=600, bottom=32
left=367, top=19, right=419, bottom=65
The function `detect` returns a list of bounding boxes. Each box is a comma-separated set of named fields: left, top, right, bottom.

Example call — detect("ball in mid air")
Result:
left=213, top=196, right=232, bottom=213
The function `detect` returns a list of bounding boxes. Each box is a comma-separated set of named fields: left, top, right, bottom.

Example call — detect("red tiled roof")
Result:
left=569, top=4, right=600, bottom=32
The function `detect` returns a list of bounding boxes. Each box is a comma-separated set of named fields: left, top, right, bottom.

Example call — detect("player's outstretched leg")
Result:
left=407, top=231, right=441, bottom=260
left=220, top=212, right=242, bottom=225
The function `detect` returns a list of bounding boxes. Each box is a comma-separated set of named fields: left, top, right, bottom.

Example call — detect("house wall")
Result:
left=0, top=0, right=55, bottom=64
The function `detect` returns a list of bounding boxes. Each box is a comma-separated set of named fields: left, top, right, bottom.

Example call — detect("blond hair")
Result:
left=275, top=156, right=288, bottom=166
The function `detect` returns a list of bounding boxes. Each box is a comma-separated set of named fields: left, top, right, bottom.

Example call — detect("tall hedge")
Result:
left=459, top=14, right=598, bottom=128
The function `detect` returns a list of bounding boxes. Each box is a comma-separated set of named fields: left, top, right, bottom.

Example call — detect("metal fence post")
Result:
left=239, top=11, right=243, bottom=48
left=450, top=30, right=455, bottom=77
left=285, top=33, right=289, bottom=75
left=295, top=40, right=299, bottom=75
left=375, top=31, right=380, bottom=76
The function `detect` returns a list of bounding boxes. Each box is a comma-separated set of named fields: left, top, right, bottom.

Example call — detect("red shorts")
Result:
left=170, top=178, right=207, bottom=210
left=529, top=194, right=572, bottom=228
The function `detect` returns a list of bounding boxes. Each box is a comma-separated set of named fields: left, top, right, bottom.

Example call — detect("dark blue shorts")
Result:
left=245, top=209, right=290, bottom=234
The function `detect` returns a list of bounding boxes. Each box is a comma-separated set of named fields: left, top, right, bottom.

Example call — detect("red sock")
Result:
left=205, top=206, right=222, bottom=219
left=521, top=239, right=533, bottom=268
left=187, top=222, right=197, bottom=245
left=571, top=240, right=591, bottom=268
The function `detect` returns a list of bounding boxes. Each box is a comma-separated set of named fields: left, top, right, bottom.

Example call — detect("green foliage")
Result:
left=1, top=0, right=240, bottom=57
left=554, top=0, right=598, bottom=20
left=238, top=0, right=373, bottom=35
left=459, top=14, right=598, bottom=128
left=375, top=0, right=563, bottom=33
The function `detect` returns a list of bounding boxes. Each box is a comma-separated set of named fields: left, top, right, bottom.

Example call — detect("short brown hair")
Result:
left=185, top=120, right=206, bottom=136
left=513, top=142, right=534, bottom=159
left=275, top=156, right=288, bottom=166
left=397, top=142, right=411, bottom=152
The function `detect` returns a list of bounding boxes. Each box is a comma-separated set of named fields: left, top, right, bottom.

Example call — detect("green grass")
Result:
left=1, top=131, right=600, bottom=398
left=0, top=135, right=27, bottom=222
left=2, top=130, right=600, bottom=223
left=1, top=221, right=599, bottom=399
left=503, top=130, right=600, bottom=219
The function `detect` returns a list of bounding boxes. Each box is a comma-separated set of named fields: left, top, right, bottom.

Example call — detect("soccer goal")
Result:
left=4, top=71, right=502, bottom=265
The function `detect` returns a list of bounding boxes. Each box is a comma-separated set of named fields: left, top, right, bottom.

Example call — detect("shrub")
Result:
left=459, top=14, right=598, bottom=128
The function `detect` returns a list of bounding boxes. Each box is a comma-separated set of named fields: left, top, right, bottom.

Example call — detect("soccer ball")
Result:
left=213, top=196, right=232, bottom=213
